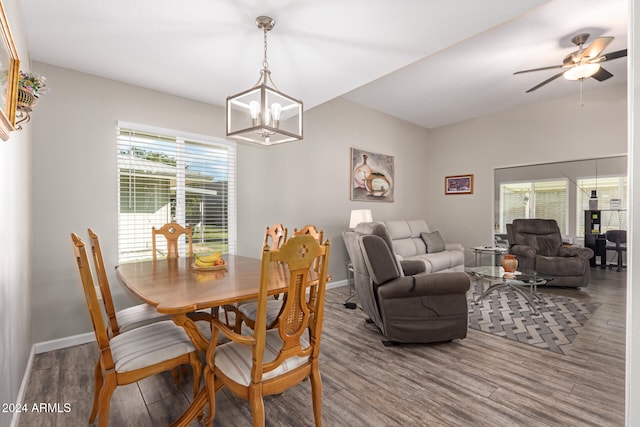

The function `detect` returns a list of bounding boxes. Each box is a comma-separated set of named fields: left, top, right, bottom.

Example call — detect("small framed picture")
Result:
left=445, top=174, right=473, bottom=195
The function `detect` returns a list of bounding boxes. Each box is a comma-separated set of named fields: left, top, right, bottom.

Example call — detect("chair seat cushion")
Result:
left=237, top=299, right=283, bottom=326
left=116, top=304, right=173, bottom=333
left=214, top=330, right=310, bottom=386
left=110, top=320, right=196, bottom=373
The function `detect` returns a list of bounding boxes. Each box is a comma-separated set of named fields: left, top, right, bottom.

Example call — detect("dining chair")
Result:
left=605, top=230, right=627, bottom=272
left=232, top=224, right=290, bottom=332
left=205, top=234, right=331, bottom=426
left=292, top=225, right=325, bottom=306
left=71, top=233, right=202, bottom=427
left=152, top=222, right=193, bottom=260
left=88, top=228, right=172, bottom=336
left=264, top=223, right=288, bottom=250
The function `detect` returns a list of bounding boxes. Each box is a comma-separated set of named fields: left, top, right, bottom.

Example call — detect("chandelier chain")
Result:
left=263, top=26, right=269, bottom=70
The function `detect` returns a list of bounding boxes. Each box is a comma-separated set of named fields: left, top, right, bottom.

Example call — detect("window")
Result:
left=117, top=123, right=236, bottom=262
left=576, top=175, right=627, bottom=235
left=499, top=179, right=568, bottom=235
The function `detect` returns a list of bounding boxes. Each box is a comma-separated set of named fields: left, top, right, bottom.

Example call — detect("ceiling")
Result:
left=19, top=0, right=628, bottom=129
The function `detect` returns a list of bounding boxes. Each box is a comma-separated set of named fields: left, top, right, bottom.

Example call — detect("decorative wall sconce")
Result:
left=226, top=16, right=303, bottom=146
left=15, top=71, right=48, bottom=130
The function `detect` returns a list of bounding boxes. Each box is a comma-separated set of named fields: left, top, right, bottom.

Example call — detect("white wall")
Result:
left=30, top=63, right=431, bottom=343
left=0, top=1, right=33, bottom=425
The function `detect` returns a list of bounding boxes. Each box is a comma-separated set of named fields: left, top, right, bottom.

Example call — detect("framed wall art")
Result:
left=351, top=147, right=394, bottom=202
left=445, top=174, right=474, bottom=195
left=0, top=0, right=19, bottom=141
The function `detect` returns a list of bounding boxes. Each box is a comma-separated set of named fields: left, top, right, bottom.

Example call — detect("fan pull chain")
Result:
left=579, top=79, right=584, bottom=107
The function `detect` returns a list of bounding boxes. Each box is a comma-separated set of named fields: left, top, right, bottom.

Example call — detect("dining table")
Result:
left=115, top=254, right=293, bottom=426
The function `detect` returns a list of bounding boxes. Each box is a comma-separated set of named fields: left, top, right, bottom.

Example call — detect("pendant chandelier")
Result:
left=226, top=16, right=303, bottom=146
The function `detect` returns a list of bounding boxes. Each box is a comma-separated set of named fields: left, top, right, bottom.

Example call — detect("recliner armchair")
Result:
left=507, top=219, right=594, bottom=288
left=343, top=222, right=471, bottom=344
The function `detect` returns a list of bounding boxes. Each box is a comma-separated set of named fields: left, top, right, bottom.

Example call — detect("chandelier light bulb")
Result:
left=249, top=101, right=260, bottom=119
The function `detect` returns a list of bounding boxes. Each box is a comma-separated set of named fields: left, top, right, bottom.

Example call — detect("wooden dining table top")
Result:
left=115, top=254, right=290, bottom=315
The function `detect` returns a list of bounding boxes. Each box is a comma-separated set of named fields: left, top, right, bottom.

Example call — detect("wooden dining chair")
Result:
left=152, top=222, right=193, bottom=260
left=264, top=223, right=287, bottom=250
left=205, top=234, right=331, bottom=426
left=71, top=233, right=202, bottom=427
left=293, top=225, right=325, bottom=305
left=233, top=223, right=291, bottom=332
left=88, top=228, right=172, bottom=336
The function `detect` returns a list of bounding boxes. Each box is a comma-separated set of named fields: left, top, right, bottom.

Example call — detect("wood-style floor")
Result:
left=18, top=267, right=626, bottom=426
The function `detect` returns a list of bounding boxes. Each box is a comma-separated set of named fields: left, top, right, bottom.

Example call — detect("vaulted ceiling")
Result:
left=19, top=0, right=628, bottom=129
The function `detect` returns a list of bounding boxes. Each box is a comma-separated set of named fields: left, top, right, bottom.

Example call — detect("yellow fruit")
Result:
left=198, top=252, right=222, bottom=263
left=195, top=258, right=215, bottom=268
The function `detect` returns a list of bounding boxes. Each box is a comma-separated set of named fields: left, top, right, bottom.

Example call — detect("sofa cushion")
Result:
left=384, top=220, right=430, bottom=257
left=421, top=231, right=445, bottom=253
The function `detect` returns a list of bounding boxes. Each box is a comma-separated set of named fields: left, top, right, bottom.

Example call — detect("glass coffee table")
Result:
left=466, top=266, right=552, bottom=315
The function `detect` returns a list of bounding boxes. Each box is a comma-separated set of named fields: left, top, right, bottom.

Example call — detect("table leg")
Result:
left=172, top=313, right=210, bottom=353
left=169, top=313, right=212, bottom=425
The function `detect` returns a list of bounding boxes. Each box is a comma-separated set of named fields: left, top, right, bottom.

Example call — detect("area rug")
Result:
left=468, top=280, right=600, bottom=355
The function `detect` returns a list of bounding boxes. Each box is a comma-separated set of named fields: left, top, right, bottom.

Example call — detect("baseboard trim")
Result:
left=10, top=346, right=35, bottom=427
left=34, top=332, right=96, bottom=354
left=327, top=279, right=347, bottom=290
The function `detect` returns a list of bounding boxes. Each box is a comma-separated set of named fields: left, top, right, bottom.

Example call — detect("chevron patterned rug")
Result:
left=468, top=280, right=600, bottom=355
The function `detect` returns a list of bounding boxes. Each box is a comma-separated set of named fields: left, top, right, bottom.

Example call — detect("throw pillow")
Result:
left=421, top=231, right=445, bottom=253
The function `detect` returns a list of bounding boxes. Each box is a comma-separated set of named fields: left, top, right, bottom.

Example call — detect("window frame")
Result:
left=116, top=121, right=236, bottom=263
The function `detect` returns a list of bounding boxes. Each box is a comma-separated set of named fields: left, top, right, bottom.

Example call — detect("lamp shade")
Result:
left=349, top=209, right=373, bottom=229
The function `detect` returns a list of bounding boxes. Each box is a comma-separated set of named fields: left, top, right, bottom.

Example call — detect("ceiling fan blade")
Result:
left=592, top=67, right=613, bottom=82
left=578, top=36, right=614, bottom=61
left=598, top=49, right=628, bottom=62
left=514, top=65, right=563, bottom=75
left=525, top=71, right=565, bottom=93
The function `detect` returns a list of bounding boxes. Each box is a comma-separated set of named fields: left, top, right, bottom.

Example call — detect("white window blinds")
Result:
left=117, top=123, right=236, bottom=262
left=499, top=179, right=568, bottom=235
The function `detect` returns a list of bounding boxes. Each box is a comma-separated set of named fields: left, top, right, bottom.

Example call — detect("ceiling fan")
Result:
left=514, top=33, right=627, bottom=94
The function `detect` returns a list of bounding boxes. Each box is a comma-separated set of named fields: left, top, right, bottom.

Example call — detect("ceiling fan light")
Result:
left=564, top=63, right=601, bottom=81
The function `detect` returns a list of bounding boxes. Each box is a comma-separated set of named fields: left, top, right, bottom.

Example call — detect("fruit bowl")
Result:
left=192, top=252, right=226, bottom=271
left=191, top=260, right=226, bottom=272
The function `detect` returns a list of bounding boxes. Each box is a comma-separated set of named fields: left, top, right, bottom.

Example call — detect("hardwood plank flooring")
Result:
left=18, top=267, right=625, bottom=426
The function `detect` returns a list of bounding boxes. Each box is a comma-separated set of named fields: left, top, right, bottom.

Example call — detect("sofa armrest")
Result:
left=510, top=244, right=536, bottom=259
left=377, top=272, right=471, bottom=299
left=558, top=245, right=594, bottom=260
left=400, top=260, right=426, bottom=275
left=444, top=243, right=463, bottom=252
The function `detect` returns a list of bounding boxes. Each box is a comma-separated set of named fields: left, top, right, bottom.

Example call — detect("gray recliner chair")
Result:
left=343, top=222, right=471, bottom=344
left=507, top=219, right=594, bottom=288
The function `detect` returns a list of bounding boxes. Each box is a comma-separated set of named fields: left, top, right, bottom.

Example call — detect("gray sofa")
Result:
left=343, top=222, right=471, bottom=344
left=382, top=220, right=465, bottom=274
left=507, top=219, right=594, bottom=288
